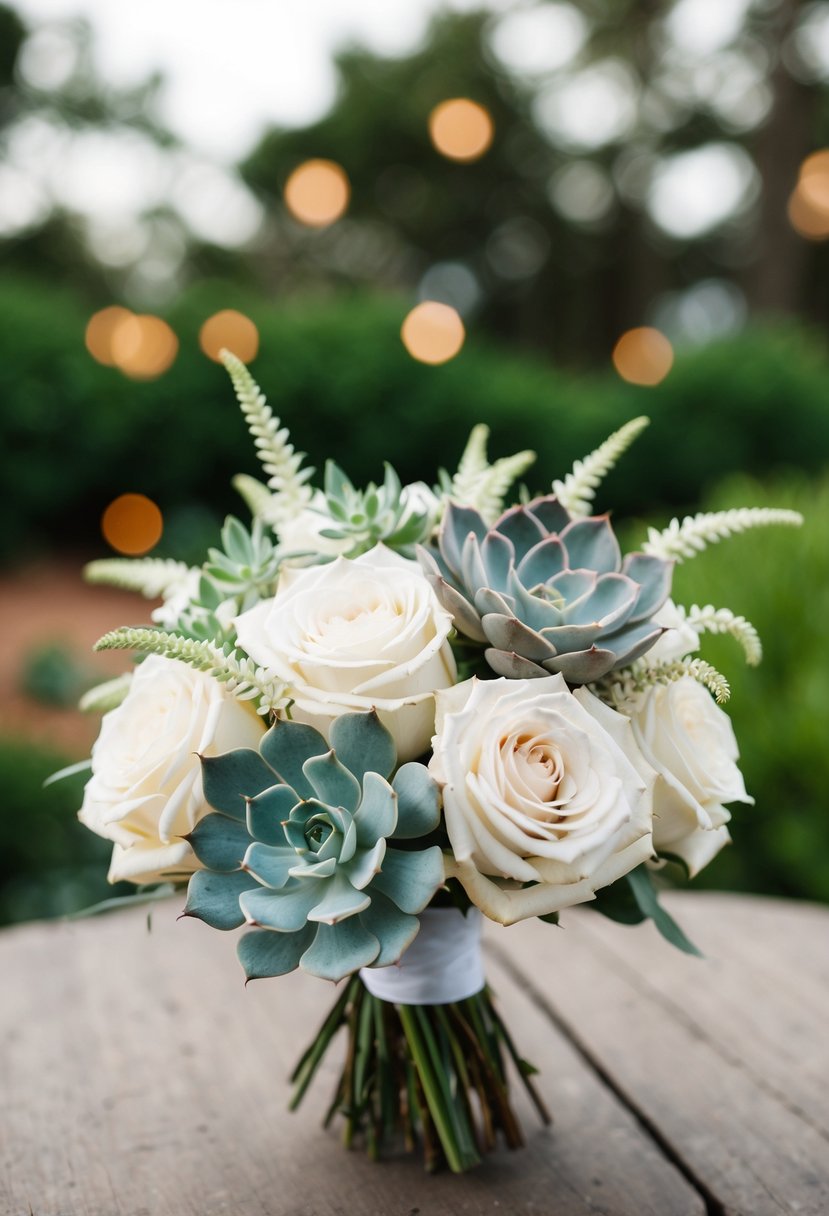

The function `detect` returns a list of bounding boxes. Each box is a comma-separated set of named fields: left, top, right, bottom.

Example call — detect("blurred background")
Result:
left=1, top=0, right=827, bottom=923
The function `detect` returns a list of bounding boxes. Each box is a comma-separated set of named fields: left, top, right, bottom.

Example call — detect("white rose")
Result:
left=628, top=676, right=753, bottom=876
left=78, top=656, right=265, bottom=884
left=430, top=675, right=656, bottom=925
left=647, top=600, right=700, bottom=664
left=235, top=545, right=457, bottom=761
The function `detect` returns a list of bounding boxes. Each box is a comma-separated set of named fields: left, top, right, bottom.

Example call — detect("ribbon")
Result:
left=359, top=906, right=485, bottom=1005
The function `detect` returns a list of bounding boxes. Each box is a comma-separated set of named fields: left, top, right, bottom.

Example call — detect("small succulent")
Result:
left=418, top=496, right=672, bottom=683
left=297, top=461, right=437, bottom=559
left=183, top=711, right=444, bottom=982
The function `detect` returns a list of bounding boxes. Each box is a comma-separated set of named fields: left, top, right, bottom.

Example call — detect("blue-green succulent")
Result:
left=183, top=711, right=444, bottom=982
left=418, top=496, right=672, bottom=683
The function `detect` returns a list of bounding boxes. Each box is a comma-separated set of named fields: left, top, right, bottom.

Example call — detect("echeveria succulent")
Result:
left=418, top=496, right=672, bottom=684
left=183, top=711, right=444, bottom=982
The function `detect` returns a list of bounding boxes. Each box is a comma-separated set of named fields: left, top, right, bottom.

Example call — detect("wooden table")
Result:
left=2, top=892, right=827, bottom=1216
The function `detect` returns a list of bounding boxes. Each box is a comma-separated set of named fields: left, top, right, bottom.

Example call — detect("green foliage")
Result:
left=3, top=275, right=829, bottom=563
left=20, top=642, right=94, bottom=708
left=0, top=739, right=128, bottom=924
left=312, top=461, right=434, bottom=558
left=651, top=471, right=829, bottom=904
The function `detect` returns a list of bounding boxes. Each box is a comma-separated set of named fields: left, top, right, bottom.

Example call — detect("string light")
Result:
left=85, top=306, right=134, bottom=366
left=428, top=99, right=494, bottom=163
left=789, top=149, right=829, bottom=241
left=401, top=302, right=465, bottom=365
left=110, top=314, right=179, bottom=380
left=101, top=494, right=163, bottom=555
left=284, top=159, right=350, bottom=227
left=612, top=327, right=674, bottom=387
left=199, top=310, right=260, bottom=362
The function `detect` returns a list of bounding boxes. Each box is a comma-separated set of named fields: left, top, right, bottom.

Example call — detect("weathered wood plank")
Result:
left=1, top=903, right=704, bottom=1216
left=488, top=892, right=829, bottom=1216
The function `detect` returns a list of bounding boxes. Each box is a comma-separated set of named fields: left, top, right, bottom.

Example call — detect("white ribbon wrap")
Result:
left=360, top=907, right=485, bottom=1005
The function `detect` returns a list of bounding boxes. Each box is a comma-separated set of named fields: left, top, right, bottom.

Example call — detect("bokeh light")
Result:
left=85, top=306, right=134, bottom=366
left=101, top=493, right=163, bottom=555
left=401, top=301, right=465, bottom=365
left=199, top=310, right=260, bottom=362
left=789, top=149, right=829, bottom=240
left=612, top=327, right=674, bottom=386
left=110, top=314, right=179, bottom=380
left=284, top=159, right=350, bottom=227
left=428, top=99, right=494, bottom=163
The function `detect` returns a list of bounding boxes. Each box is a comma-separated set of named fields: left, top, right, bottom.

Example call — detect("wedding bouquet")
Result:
left=67, top=352, right=801, bottom=1173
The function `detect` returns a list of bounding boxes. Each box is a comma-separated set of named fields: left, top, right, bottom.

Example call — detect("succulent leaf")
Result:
left=184, top=869, right=257, bottom=930
left=186, top=814, right=251, bottom=872
left=420, top=495, right=672, bottom=684
left=329, top=711, right=396, bottom=783
left=391, top=763, right=442, bottom=839
left=370, top=845, right=444, bottom=915
left=237, top=925, right=314, bottom=981
left=186, top=712, right=445, bottom=980
left=259, top=720, right=330, bottom=798
left=299, top=919, right=381, bottom=982
left=201, top=750, right=278, bottom=819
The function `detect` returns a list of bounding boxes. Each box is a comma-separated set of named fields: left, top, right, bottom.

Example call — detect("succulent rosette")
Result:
left=418, top=496, right=673, bottom=683
left=183, top=709, right=444, bottom=982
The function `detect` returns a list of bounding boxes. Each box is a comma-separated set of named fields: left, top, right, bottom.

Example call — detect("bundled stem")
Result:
left=290, top=978, right=550, bottom=1173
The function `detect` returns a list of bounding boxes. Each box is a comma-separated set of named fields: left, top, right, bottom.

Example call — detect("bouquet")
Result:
left=66, top=352, right=801, bottom=1173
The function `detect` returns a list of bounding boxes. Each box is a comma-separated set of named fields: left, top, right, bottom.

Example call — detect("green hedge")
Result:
left=645, top=471, right=829, bottom=903
left=3, top=273, right=829, bottom=561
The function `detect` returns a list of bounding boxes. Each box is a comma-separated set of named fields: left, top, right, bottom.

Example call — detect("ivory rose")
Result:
left=430, top=675, right=656, bottom=924
left=78, top=655, right=265, bottom=884
left=628, top=676, right=753, bottom=875
left=234, top=546, right=456, bottom=761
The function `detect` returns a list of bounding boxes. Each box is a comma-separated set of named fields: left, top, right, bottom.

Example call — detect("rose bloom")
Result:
left=430, top=675, right=656, bottom=924
left=234, top=546, right=456, bottom=761
left=628, top=675, right=753, bottom=876
left=78, top=656, right=265, bottom=884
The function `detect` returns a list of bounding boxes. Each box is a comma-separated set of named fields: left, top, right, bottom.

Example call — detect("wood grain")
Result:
left=1, top=899, right=706, bottom=1216
left=488, top=892, right=829, bottom=1216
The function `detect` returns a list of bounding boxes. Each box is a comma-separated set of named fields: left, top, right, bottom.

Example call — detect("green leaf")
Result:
left=183, top=869, right=256, bottom=930
left=353, top=771, right=397, bottom=846
left=330, top=710, right=397, bottom=783
left=237, top=925, right=314, bottom=981
left=222, top=515, right=254, bottom=565
left=626, top=866, right=703, bottom=957
left=186, top=812, right=250, bottom=872
left=391, top=763, right=441, bottom=839
left=67, top=884, right=177, bottom=919
left=200, top=750, right=277, bottom=819
left=43, top=758, right=92, bottom=787
left=325, top=460, right=354, bottom=503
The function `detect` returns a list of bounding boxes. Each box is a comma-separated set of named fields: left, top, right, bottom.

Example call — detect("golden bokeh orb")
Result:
left=401, top=301, right=466, bottom=365
left=199, top=310, right=260, bottom=363
left=101, top=493, right=163, bottom=555
left=612, top=327, right=674, bottom=387
left=110, top=314, right=179, bottom=380
left=85, top=306, right=134, bottom=367
left=428, top=99, right=494, bottom=163
left=284, top=159, right=350, bottom=228
left=790, top=150, right=829, bottom=241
